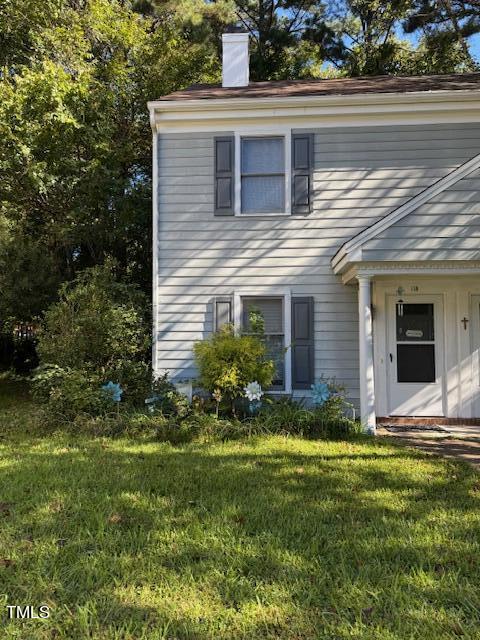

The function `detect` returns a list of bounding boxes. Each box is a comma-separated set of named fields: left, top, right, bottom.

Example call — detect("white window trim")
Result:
left=234, top=128, right=291, bottom=217
left=233, top=287, right=292, bottom=393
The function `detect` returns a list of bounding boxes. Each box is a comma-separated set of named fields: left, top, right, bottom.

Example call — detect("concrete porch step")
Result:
left=377, top=416, right=480, bottom=426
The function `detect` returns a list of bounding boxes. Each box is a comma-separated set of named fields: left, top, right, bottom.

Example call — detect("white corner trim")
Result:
left=148, top=104, right=156, bottom=132
left=332, top=150, right=480, bottom=274
left=233, top=287, right=292, bottom=393
left=151, top=129, right=159, bottom=376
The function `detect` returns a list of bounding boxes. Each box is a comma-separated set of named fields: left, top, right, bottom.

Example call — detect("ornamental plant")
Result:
left=36, top=261, right=150, bottom=405
left=193, top=326, right=275, bottom=415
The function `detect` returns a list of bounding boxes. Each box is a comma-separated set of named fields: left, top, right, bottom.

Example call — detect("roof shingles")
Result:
left=157, top=72, right=480, bottom=102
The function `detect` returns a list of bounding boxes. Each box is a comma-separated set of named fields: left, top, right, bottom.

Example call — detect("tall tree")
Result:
left=404, top=0, right=479, bottom=71
left=233, top=0, right=332, bottom=79
left=154, top=0, right=337, bottom=79
left=0, top=0, right=218, bottom=322
left=321, top=0, right=418, bottom=75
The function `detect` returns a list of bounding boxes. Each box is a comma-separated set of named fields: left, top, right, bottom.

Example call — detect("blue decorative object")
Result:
left=145, top=395, right=161, bottom=414
left=311, top=381, right=331, bottom=406
left=102, top=381, right=123, bottom=403
left=248, top=400, right=262, bottom=415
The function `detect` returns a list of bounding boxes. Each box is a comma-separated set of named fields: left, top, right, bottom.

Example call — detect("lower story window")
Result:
left=241, top=296, right=285, bottom=389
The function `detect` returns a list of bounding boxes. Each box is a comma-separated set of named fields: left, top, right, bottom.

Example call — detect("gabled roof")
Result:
left=331, top=151, right=480, bottom=274
left=158, top=72, right=480, bottom=102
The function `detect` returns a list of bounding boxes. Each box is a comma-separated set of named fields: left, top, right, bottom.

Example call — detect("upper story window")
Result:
left=213, top=131, right=312, bottom=217
left=241, top=137, right=285, bottom=214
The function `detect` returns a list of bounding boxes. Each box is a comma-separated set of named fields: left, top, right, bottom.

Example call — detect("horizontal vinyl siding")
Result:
left=156, top=123, right=480, bottom=408
left=362, top=166, right=480, bottom=261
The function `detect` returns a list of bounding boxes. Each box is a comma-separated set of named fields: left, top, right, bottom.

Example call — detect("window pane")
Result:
left=242, top=297, right=285, bottom=389
left=243, top=298, right=283, bottom=334
left=242, top=176, right=284, bottom=213
left=397, top=303, right=434, bottom=341
left=241, top=137, right=284, bottom=174
left=397, top=344, right=435, bottom=383
left=265, top=335, right=285, bottom=388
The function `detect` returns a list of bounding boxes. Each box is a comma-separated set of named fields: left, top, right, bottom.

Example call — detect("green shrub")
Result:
left=32, top=365, right=112, bottom=422
left=193, top=325, right=275, bottom=414
left=37, top=261, right=150, bottom=399
left=254, top=396, right=360, bottom=439
left=255, top=397, right=313, bottom=436
left=31, top=364, right=69, bottom=403
left=35, top=261, right=150, bottom=411
left=149, top=373, right=191, bottom=418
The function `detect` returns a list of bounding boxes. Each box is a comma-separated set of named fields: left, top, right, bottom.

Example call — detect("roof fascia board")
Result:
left=147, top=89, right=480, bottom=114
left=331, top=151, right=480, bottom=273
left=342, top=261, right=480, bottom=284
left=149, top=91, right=480, bottom=133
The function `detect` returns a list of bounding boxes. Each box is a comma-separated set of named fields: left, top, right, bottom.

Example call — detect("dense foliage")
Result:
left=32, top=365, right=113, bottom=421
left=0, top=0, right=218, bottom=328
left=33, top=262, right=151, bottom=412
left=193, top=325, right=275, bottom=413
left=153, top=1, right=479, bottom=79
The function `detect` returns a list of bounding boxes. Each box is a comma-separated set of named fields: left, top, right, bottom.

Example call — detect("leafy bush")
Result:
left=148, top=373, right=191, bottom=418
left=32, top=365, right=113, bottom=422
left=35, top=261, right=150, bottom=413
left=37, top=261, right=149, bottom=376
left=193, top=325, right=275, bottom=414
left=311, top=377, right=355, bottom=422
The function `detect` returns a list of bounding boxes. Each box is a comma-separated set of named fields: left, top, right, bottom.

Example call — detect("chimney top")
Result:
left=222, top=32, right=249, bottom=88
left=224, top=24, right=248, bottom=34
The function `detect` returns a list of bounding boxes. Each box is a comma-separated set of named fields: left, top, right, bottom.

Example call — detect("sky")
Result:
left=468, top=34, right=480, bottom=61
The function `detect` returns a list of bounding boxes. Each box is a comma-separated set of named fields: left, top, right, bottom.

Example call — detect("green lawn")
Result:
left=1, top=384, right=480, bottom=639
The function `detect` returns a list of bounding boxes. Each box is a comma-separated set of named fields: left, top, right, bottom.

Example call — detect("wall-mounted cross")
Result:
left=462, top=317, right=469, bottom=330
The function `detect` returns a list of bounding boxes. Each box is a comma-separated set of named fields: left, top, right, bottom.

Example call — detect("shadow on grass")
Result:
left=0, top=434, right=479, bottom=639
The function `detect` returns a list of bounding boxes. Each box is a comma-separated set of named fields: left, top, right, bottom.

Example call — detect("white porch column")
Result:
left=357, top=275, right=376, bottom=434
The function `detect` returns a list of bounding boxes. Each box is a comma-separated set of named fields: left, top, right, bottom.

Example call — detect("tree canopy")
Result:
left=0, top=0, right=217, bottom=323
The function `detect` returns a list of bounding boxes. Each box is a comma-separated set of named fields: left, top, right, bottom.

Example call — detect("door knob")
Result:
left=389, top=353, right=393, bottom=362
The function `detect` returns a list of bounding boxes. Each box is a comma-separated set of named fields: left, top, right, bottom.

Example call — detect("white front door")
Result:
left=387, top=295, right=444, bottom=416
left=471, top=295, right=480, bottom=417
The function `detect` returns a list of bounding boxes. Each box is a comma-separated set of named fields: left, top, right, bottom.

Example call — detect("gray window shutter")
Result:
left=214, top=297, right=232, bottom=332
left=214, top=136, right=234, bottom=216
left=291, top=297, right=314, bottom=389
left=292, top=133, right=313, bottom=215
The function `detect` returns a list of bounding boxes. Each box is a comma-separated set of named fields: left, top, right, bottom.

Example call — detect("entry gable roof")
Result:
left=331, top=151, right=480, bottom=274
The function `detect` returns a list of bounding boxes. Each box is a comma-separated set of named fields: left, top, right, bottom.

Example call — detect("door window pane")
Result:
left=397, top=303, right=434, bottom=341
left=397, top=344, right=436, bottom=383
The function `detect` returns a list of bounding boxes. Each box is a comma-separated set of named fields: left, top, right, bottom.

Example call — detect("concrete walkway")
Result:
left=377, top=425, right=480, bottom=468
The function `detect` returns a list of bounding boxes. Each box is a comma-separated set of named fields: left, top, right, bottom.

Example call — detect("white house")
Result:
left=148, top=32, right=480, bottom=433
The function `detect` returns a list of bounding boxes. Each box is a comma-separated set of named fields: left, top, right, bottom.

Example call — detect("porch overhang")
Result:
left=337, top=260, right=480, bottom=285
